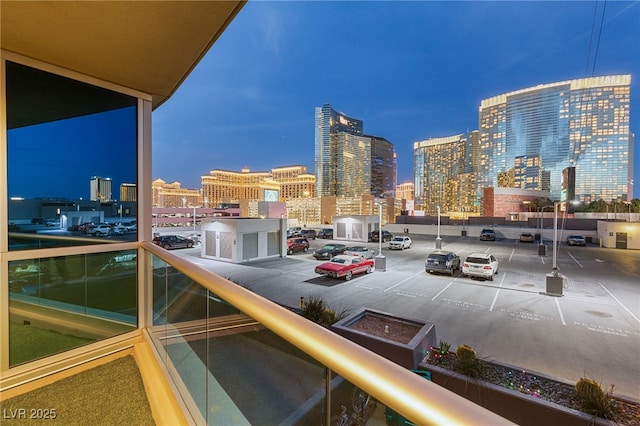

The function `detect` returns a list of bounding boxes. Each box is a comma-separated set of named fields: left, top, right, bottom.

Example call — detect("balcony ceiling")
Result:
left=1, top=0, right=245, bottom=110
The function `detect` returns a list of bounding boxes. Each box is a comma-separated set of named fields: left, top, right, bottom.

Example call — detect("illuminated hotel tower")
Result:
left=478, top=75, right=632, bottom=203
left=314, top=104, right=396, bottom=198
left=90, top=176, right=112, bottom=202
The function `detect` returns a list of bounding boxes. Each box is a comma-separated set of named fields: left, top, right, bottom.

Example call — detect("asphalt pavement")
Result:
left=174, top=234, right=640, bottom=401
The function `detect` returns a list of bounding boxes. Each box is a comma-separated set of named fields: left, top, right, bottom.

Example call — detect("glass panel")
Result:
left=8, top=250, right=137, bottom=366
left=6, top=61, right=137, bottom=251
left=149, top=256, right=327, bottom=424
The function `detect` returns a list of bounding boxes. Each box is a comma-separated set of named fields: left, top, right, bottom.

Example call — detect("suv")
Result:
left=88, top=224, right=112, bottom=236
left=152, top=235, right=195, bottom=249
left=566, top=235, right=586, bottom=246
left=369, top=230, right=393, bottom=243
left=462, top=253, right=499, bottom=281
left=479, top=229, right=496, bottom=241
left=389, top=236, right=412, bottom=250
left=287, top=237, right=310, bottom=254
left=300, top=229, right=317, bottom=240
left=425, top=251, right=460, bottom=275
left=317, top=228, right=333, bottom=239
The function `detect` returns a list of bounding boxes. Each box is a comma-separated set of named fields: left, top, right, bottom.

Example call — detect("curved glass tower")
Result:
left=478, top=75, right=631, bottom=203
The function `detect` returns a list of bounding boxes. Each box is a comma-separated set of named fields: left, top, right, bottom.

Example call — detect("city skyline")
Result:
left=152, top=1, right=640, bottom=198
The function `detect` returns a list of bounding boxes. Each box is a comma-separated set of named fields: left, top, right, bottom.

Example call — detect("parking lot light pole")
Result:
left=435, top=205, right=442, bottom=249
left=375, top=200, right=386, bottom=272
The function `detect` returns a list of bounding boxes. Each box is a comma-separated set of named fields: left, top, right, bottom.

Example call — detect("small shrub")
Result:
left=575, top=378, right=617, bottom=419
left=300, top=296, right=347, bottom=327
left=455, top=344, right=482, bottom=378
left=439, top=340, right=451, bottom=354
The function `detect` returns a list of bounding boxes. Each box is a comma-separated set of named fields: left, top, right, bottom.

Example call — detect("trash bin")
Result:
left=538, top=244, right=547, bottom=256
left=461, top=230, right=467, bottom=237
left=435, top=238, right=442, bottom=249
left=375, top=255, right=386, bottom=272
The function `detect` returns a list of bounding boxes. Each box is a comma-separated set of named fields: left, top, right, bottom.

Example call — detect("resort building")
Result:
left=151, top=179, right=201, bottom=208
left=314, top=104, right=396, bottom=198
left=478, top=75, right=632, bottom=204
left=414, top=131, right=480, bottom=215
left=90, top=176, right=113, bottom=202
left=269, top=165, right=316, bottom=199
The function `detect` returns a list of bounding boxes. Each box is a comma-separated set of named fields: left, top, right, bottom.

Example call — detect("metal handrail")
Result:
left=142, top=241, right=514, bottom=425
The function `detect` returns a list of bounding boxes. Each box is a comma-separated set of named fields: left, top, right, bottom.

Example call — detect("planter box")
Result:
left=420, top=362, right=616, bottom=426
left=331, top=309, right=437, bottom=369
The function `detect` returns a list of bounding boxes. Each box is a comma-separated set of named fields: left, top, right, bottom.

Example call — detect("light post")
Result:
left=193, top=206, right=196, bottom=231
left=435, top=205, right=442, bottom=249
left=375, top=199, right=386, bottom=272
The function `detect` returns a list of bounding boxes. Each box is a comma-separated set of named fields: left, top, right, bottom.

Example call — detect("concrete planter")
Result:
left=331, top=309, right=437, bottom=369
left=420, top=361, right=618, bottom=426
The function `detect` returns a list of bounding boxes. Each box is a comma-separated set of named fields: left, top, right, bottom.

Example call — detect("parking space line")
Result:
left=555, top=298, right=567, bottom=325
left=568, top=252, right=583, bottom=268
left=540, top=256, right=546, bottom=265
left=599, top=282, right=640, bottom=324
left=431, top=282, right=453, bottom=301
left=383, top=270, right=424, bottom=293
left=508, top=249, right=515, bottom=262
left=489, top=273, right=505, bottom=311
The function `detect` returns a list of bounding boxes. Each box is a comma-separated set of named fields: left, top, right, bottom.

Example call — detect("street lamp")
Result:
left=435, top=205, right=442, bottom=249
left=375, top=199, right=386, bottom=272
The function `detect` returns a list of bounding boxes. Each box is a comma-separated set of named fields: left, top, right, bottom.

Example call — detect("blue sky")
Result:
left=152, top=1, right=640, bottom=198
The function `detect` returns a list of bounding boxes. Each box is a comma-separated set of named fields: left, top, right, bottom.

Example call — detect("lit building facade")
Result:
left=152, top=179, right=201, bottom=208
left=270, top=165, right=316, bottom=199
left=90, top=176, right=112, bottom=202
left=201, top=168, right=280, bottom=206
left=119, top=183, right=137, bottom=202
left=479, top=75, right=632, bottom=203
left=414, top=131, right=480, bottom=214
left=370, top=136, right=397, bottom=198
left=314, top=104, right=396, bottom=199
left=396, top=182, right=414, bottom=201
left=315, top=104, right=364, bottom=197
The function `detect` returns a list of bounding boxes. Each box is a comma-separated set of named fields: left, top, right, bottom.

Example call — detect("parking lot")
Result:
left=176, top=234, right=640, bottom=401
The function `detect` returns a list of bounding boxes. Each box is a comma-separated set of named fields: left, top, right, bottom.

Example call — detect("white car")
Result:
left=88, top=224, right=112, bottom=237
left=389, top=236, right=412, bottom=250
left=343, top=246, right=375, bottom=259
left=462, top=253, right=499, bottom=281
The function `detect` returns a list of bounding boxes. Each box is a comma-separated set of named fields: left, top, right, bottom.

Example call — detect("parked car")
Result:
left=389, top=236, right=412, bottom=250
left=566, top=235, right=586, bottom=246
left=152, top=235, right=195, bottom=249
left=519, top=232, right=534, bottom=243
left=462, top=253, right=499, bottom=281
left=317, top=228, right=334, bottom=239
left=313, top=243, right=347, bottom=260
left=314, top=255, right=374, bottom=281
left=111, top=224, right=128, bottom=235
left=287, top=237, right=310, bottom=255
left=300, top=229, right=317, bottom=240
left=369, top=230, right=393, bottom=242
left=44, top=218, right=59, bottom=227
left=343, top=246, right=375, bottom=260
left=88, top=224, right=112, bottom=236
left=479, top=229, right=496, bottom=241
left=425, top=250, right=460, bottom=275
left=287, top=226, right=302, bottom=237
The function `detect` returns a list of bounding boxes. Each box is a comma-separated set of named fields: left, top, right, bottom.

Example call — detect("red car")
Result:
left=314, top=255, right=375, bottom=281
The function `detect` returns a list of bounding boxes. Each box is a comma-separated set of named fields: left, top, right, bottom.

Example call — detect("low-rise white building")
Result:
left=201, top=218, right=287, bottom=263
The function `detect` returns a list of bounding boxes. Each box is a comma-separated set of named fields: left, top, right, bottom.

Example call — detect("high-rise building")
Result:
left=90, top=176, right=112, bottom=202
left=414, top=131, right=480, bottom=214
left=120, top=183, right=137, bottom=202
left=478, top=75, right=632, bottom=203
left=201, top=168, right=279, bottom=206
left=370, top=136, right=397, bottom=198
left=314, top=104, right=396, bottom=198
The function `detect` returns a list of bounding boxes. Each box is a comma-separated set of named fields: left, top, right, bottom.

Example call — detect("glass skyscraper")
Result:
left=314, top=104, right=396, bottom=198
left=478, top=75, right=632, bottom=203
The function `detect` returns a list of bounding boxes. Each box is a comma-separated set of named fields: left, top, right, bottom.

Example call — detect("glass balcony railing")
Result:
left=144, top=242, right=513, bottom=425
